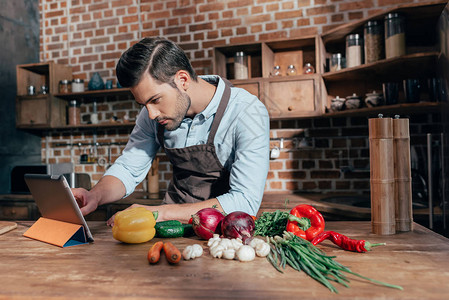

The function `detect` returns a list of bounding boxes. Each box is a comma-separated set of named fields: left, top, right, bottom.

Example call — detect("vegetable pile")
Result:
left=115, top=204, right=402, bottom=293
left=267, top=231, right=403, bottom=293
left=252, top=204, right=402, bottom=292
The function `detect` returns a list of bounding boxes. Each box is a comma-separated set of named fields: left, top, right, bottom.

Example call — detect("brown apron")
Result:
left=157, top=80, right=231, bottom=204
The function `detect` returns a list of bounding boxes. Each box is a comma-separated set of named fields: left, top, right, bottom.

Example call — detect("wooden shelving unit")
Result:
left=15, top=1, right=446, bottom=130
left=15, top=62, right=72, bottom=128
left=320, top=0, right=446, bottom=116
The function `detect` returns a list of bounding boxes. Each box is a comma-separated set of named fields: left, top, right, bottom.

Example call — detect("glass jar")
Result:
left=364, top=20, right=383, bottom=63
left=286, top=65, right=297, bottom=76
left=59, top=79, right=71, bottom=94
left=303, top=63, right=315, bottom=74
left=40, top=85, right=49, bottom=94
left=272, top=65, right=282, bottom=76
left=27, top=85, right=36, bottom=96
left=234, top=51, right=248, bottom=79
left=72, top=78, right=85, bottom=93
left=384, top=13, right=405, bottom=59
left=91, top=101, right=98, bottom=124
left=330, top=53, right=345, bottom=72
left=68, top=100, right=81, bottom=125
left=346, top=34, right=362, bottom=68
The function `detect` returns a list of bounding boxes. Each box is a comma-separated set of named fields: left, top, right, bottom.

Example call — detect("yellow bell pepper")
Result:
left=112, top=207, right=156, bottom=244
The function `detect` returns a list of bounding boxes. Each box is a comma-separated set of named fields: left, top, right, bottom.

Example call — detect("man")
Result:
left=72, top=37, right=270, bottom=224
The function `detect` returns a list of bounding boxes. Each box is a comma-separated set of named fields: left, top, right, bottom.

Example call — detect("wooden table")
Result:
left=1, top=221, right=449, bottom=299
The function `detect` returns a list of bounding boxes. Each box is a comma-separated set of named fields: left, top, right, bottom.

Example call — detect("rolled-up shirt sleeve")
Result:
left=216, top=97, right=270, bottom=216
left=104, top=107, right=160, bottom=197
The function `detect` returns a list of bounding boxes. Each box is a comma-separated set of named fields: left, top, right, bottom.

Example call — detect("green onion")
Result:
left=266, top=231, right=403, bottom=293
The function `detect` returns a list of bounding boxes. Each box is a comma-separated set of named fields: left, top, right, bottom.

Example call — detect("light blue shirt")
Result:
left=105, top=76, right=270, bottom=216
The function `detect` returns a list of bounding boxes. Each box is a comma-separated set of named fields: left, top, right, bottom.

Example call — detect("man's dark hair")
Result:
left=116, top=37, right=198, bottom=88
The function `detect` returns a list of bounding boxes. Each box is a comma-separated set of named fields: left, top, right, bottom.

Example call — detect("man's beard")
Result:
left=159, top=88, right=191, bottom=131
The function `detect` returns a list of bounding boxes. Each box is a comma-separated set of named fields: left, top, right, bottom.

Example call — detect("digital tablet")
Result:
left=24, top=174, right=94, bottom=242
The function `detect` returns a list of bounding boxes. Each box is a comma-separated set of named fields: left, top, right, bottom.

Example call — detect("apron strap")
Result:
left=207, top=80, right=231, bottom=145
left=157, top=119, right=165, bottom=149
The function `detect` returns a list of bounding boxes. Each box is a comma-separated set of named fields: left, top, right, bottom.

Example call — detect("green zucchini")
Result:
left=155, top=220, right=182, bottom=231
left=156, top=225, right=184, bottom=238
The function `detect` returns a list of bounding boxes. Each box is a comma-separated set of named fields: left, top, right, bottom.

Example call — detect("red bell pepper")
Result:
left=286, top=204, right=325, bottom=241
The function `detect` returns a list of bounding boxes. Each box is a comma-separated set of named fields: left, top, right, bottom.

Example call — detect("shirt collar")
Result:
left=198, top=75, right=225, bottom=120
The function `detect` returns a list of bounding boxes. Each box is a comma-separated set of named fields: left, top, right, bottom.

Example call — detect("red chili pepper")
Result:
left=311, top=231, right=386, bottom=253
left=286, top=204, right=325, bottom=241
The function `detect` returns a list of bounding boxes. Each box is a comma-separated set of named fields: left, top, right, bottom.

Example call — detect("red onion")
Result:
left=191, top=208, right=225, bottom=240
left=221, top=211, right=255, bottom=243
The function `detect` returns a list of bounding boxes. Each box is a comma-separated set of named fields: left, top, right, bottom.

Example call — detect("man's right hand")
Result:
left=71, top=175, right=127, bottom=217
left=71, top=187, right=100, bottom=216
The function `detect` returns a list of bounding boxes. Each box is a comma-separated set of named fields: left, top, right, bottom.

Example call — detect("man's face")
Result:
left=131, top=72, right=191, bottom=131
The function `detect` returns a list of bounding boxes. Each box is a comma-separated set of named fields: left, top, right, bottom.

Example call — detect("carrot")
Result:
left=148, top=241, right=164, bottom=264
left=163, top=241, right=181, bottom=264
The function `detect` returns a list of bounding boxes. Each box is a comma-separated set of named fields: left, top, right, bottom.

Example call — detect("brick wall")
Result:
left=38, top=0, right=427, bottom=195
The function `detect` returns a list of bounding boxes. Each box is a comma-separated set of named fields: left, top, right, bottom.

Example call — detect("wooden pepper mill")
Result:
left=369, top=114, right=396, bottom=235
left=393, top=115, right=413, bottom=232
left=147, top=156, right=160, bottom=199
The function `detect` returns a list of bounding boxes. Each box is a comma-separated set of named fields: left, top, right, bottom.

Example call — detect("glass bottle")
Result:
left=384, top=13, right=405, bottom=59
left=72, top=78, right=85, bottom=93
left=303, top=63, right=315, bottom=74
left=286, top=65, right=297, bottom=76
left=330, top=53, right=345, bottom=72
left=59, top=79, right=71, bottom=94
left=91, top=101, right=98, bottom=124
left=234, top=51, right=248, bottom=79
left=364, top=20, right=383, bottom=63
left=68, top=100, right=81, bottom=126
left=346, top=34, right=363, bottom=68
left=272, top=65, right=282, bottom=76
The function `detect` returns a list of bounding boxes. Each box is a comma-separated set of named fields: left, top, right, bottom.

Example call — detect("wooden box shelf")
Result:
left=213, top=36, right=324, bottom=118
left=16, top=62, right=72, bottom=96
left=16, top=62, right=72, bottom=128
left=16, top=94, right=67, bottom=128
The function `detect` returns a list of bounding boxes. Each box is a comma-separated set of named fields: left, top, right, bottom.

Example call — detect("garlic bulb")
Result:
left=255, top=242, right=270, bottom=257
left=207, top=234, right=221, bottom=247
left=236, top=245, right=256, bottom=262
left=210, top=244, right=225, bottom=258
left=222, top=248, right=236, bottom=260
left=182, top=244, right=204, bottom=260
left=249, top=237, right=265, bottom=248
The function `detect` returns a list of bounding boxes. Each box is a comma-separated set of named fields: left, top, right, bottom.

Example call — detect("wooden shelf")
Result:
left=54, top=88, right=132, bottom=100
left=322, top=0, right=447, bottom=44
left=322, top=52, right=438, bottom=82
left=17, top=121, right=136, bottom=131
left=16, top=94, right=51, bottom=100
left=322, top=102, right=441, bottom=118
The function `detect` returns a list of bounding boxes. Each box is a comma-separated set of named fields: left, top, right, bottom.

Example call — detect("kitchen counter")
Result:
left=1, top=221, right=449, bottom=299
